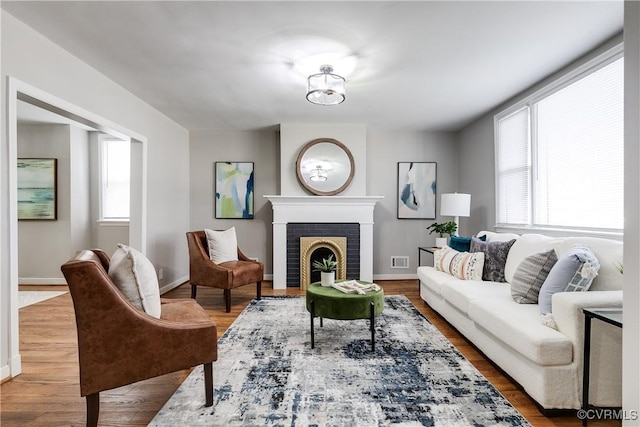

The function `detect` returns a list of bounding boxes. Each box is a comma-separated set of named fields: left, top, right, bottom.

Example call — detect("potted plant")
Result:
left=313, top=255, right=338, bottom=287
left=426, top=221, right=458, bottom=248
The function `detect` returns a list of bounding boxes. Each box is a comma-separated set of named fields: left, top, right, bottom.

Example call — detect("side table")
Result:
left=418, top=246, right=439, bottom=266
left=582, top=307, right=623, bottom=426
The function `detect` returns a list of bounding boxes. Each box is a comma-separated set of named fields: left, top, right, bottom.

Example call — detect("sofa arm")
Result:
left=552, top=290, right=623, bottom=407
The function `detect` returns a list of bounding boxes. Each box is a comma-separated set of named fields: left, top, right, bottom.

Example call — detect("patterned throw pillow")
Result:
left=538, top=245, right=600, bottom=314
left=510, top=249, right=558, bottom=304
left=469, top=238, right=516, bottom=282
left=434, top=246, right=485, bottom=281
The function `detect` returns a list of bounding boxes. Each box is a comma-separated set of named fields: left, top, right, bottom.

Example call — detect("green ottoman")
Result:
left=305, top=282, right=384, bottom=351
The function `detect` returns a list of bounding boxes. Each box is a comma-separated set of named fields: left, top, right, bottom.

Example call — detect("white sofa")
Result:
left=417, top=231, right=623, bottom=411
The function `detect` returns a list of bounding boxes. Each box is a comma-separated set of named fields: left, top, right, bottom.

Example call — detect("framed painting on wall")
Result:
left=397, top=162, right=436, bottom=219
left=215, top=162, right=255, bottom=219
left=17, top=158, right=58, bottom=220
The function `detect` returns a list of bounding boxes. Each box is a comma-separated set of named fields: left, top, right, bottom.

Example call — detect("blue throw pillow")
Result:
left=449, top=235, right=472, bottom=252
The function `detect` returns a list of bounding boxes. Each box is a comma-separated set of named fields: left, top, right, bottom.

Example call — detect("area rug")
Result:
left=150, top=296, right=530, bottom=426
left=18, top=290, right=68, bottom=308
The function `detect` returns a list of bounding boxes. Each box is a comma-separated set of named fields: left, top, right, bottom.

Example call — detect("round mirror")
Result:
left=296, top=138, right=355, bottom=196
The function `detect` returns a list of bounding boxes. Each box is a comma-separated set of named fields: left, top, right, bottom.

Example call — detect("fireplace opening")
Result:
left=309, top=247, right=335, bottom=284
left=300, top=236, right=346, bottom=290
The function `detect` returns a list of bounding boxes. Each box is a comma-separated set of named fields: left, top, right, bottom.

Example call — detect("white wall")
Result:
left=623, top=1, right=640, bottom=423
left=279, top=123, right=367, bottom=196
left=189, top=130, right=278, bottom=266
left=1, top=11, right=190, bottom=377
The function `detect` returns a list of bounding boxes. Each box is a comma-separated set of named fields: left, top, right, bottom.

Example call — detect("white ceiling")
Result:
left=2, top=1, right=623, bottom=132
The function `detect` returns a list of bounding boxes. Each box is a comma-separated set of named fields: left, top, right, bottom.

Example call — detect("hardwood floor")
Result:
left=1, top=281, right=619, bottom=426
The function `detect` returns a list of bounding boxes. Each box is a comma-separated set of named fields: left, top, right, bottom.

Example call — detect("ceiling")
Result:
left=2, top=1, right=623, bottom=132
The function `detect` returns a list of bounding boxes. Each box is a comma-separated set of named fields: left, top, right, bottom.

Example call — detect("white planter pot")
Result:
left=321, top=271, right=335, bottom=287
left=435, top=237, right=447, bottom=248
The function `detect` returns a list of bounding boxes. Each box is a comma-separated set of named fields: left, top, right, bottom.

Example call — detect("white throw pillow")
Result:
left=205, top=227, right=239, bottom=264
left=434, top=246, right=485, bottom=281
left=108, top=243, right=161, bottom=318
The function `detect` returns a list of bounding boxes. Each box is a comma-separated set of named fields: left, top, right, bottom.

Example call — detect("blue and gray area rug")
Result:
left=150, top=295, right=530, bottom=426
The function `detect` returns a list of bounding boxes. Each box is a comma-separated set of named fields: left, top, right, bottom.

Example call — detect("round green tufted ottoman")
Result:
left=305, top=281, right=384, bottom=351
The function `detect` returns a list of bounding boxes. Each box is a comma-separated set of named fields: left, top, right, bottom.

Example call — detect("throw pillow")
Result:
left=510, top=249, right=558, bottom=304
left=205, top=227, right=239, bottom=264
left=108, top=243, right=161, bottom=318
left=469, top=237, right=516, bottom=282
left=434, top=246, right=485, bottom=281
left=538, top=245, right=601, bottom=314
left=448, top=235, right=472, bottom=252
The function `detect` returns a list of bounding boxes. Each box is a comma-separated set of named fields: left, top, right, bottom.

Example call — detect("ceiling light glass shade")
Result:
left=306, top=65, right=345, bottom=106
left=309, top=166, right=328, bottom=181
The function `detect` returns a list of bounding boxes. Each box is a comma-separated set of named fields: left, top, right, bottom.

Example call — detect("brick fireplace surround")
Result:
left=264, top=196, right=383, bottom=289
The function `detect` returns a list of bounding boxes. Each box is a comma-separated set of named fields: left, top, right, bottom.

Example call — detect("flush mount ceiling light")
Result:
left=309, top=165, right=328, bottom=181
left=306, top=65, right=345, bottom=106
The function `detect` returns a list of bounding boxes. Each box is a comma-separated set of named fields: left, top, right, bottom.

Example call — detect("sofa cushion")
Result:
left=470, top=237, right=515, bottom=282
left=439, top=280, right=510, bottom=315
left=510, top=249, right=558, bottom=304
left=504, top=234, right=563, bottom=283
left=108, top=243, right=161, bottom=318
left=477, top=230, right=520, bottom=242
left=205, top=227, right=238, bottom=264
left=417, top=266, right=460, bottom=296
left=538, top=245, right=600, bottom=314
left=468, top=295, right=573, bottom=366
left=434, top=246, right=485, bottom=280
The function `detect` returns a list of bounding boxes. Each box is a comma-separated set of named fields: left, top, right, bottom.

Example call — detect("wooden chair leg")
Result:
left=204, top=362, right=214, bottom=407
left=224, top=289, right=231, bottom=312
left=257, top=281, right=262, bottom=300
left=86, top=392, right=99, bottom=427
left=191, top=284, right=197, bottom=299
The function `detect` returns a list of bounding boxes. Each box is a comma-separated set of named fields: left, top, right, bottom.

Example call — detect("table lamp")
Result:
left=440, top=193, right=471, bottom=236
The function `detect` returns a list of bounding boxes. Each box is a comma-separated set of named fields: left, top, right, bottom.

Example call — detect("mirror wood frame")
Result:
left=296, top=138, right=355, bottom=196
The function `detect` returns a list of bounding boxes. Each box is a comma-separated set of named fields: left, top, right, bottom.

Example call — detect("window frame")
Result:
left=494, top=44, right=624, bottom=238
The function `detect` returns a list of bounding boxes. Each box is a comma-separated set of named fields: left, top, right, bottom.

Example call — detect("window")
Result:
left=495, top=48, right=623, bottom=233
left=99, top=137, right=130, bottom=220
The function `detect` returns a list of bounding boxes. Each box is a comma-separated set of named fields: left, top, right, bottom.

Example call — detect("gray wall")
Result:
left=17, top=123, right=90, bottom=282
left=188, top=128, right=459, bottom=278
left=189, top=130, right=279, bottom=265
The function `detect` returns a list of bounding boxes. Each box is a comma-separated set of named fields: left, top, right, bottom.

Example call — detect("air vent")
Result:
left=390, top=256, right=409, bottom=269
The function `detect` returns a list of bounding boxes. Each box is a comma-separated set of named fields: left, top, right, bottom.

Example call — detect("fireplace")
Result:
left=264, top=195, right=383, bottom=289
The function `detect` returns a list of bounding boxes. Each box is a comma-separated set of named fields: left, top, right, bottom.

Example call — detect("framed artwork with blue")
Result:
left=215, top=162, right=254, bottom=219
left=17, top=158, right=57, bottom=220
left=397, top=162, right=436, bottom=219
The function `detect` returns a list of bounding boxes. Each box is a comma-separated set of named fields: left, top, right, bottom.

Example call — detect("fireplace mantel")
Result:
left=264, top=195, right=383, bottom=289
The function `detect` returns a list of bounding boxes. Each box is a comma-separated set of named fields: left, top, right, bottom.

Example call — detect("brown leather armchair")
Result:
left=61, top=249, right=217, bottom=427
left=186, top=230, right=264, bottom=312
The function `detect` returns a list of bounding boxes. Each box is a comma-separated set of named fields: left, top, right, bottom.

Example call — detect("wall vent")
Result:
left=390, top=256, right=409, bottom=269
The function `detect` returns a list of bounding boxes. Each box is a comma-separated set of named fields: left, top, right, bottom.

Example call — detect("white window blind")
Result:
left=496, top=106, right=530, bottom=225
left=101, top=138, right=130, bottom=220
left=495, top=51, right=623, bottom=233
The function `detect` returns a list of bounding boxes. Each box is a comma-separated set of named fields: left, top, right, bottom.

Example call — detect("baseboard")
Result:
left=263, top=273, right=273, bottom=281
left=19, top=278, right=67, bottom=285
left=1, top=364, right=11, bottom=383
left=159, top=275, right=189, bottom=295
left=373, top=273, right=418, bottom=280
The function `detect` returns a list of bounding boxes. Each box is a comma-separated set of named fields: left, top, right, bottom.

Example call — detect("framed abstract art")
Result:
left=397, top=162, right=436, bottom=219
left=17, top=158, right=57, bottom=220
left=215, top=162, right=254, bottom=219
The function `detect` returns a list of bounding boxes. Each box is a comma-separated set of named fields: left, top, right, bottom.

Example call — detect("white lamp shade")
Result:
left=440, top=193, right=471, bottom=217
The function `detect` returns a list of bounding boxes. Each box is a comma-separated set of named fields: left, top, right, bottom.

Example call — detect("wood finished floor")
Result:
left=1, top=281, right=619, bottom=426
